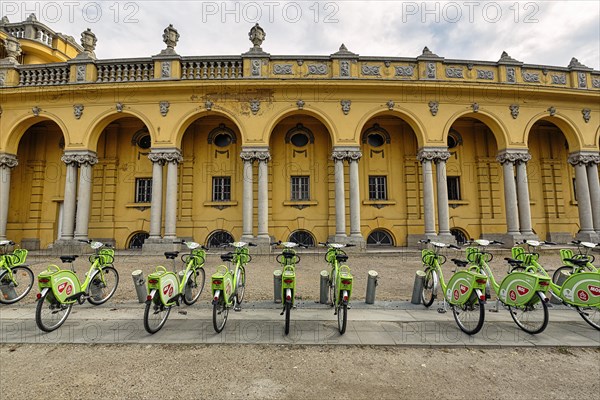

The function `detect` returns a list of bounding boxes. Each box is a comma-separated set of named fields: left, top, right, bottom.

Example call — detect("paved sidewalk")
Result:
left=1, top=301, right=598, bottom=347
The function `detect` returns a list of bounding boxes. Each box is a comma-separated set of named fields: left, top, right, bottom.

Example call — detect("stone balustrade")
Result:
left=181, top=58, right=243, bottom=80
left=18, top=63, right=69, bottom=85
left=96, top=60, right=154, bottom=82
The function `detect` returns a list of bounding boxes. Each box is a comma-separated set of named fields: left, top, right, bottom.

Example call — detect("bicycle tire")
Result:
left=421, top=267, right=436, bottom=307
left=284, top=302, right=291, bottom=335
left=337, top=303, right=348, bottom=335
left=452, top=294, right=485, bottom=335
left=182, top=268, right=205, bottom=306
left=87, top=266, right=119, bottom=305
left=213, top=299, right=229, bottom=333
left=552, top=266, right=574, bottom=285
left=143, top=299, right=171, bottom=334
left=35, top=290, right=72, bottom=332
left=575, top=305, right=600, bottom=330
left=235, top=266, right=246, bottom=305
left=329, top=268, right=337, bottom=308
left=0, top=266, right=34, bottom=304
left=509, top=292, right=549, bottom=334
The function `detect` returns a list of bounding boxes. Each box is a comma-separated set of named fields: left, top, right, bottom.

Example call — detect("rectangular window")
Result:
left=291, top=176, right=310, bottom=201
left=135, top=178, right=152, bottom=203
left=368, top=176, right=387, bottom=200
left=212, top=176, right=231, bottom=202
left=447, top=177, right=461, bottom=201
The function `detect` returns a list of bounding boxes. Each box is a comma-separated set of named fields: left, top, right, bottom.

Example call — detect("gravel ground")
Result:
left=1, top=344, right=598, bottom=400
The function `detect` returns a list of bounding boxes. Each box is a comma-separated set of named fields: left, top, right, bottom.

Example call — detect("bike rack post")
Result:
left=319, top=270, right=329, bottom=304
left=131, top=270, right=147, bottom=303
left=550, top=269, right=569, bottom=304
left=0, top=280, right=17, bottom=301
left=365, top=270, right=378, bottom=304
left=273, top=269, right=282, bottom=303
left=411, top=270, right=426, bottom=304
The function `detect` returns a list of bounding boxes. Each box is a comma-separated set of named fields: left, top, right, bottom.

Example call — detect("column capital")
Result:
left=568, top=151, right=600, bottom=166
left=240, top=147, right=270, bottom=162
left=417, top=147, right=450, bottom=162
left=331, top=146, right=361, bottom=161
left=0, top=153, right=18, bottom=169
left=496, top=149, right=531, bottom=165
left=149, top=148, right=182, bottom=164
left=61, top=150, right=98, bottom=166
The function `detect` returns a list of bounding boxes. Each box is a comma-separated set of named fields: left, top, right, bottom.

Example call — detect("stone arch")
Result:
left=264, top=108, right=337, bottom=146
left=85, top=109, right=156, bottom=152
left=443, top=110, right=509, bottom=150
left=3, top=113, right=70, bottom=154
left=523, top=113, right=583, bottom=152
left=354, top=107, right=426, bottom=148
left=174, top=109, right=244, bottom=149
left=366, top=228, right=396, bottom=246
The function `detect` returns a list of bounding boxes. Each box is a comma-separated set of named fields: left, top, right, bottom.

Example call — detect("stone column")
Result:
left=147, top=151, right=166, bottom=239
left=60, top=152, right=80, bottom=240
left=434, top=150, right=452, bottom=239
left=74, top=152, right=98, bottom=240
left=569, top=152, right=597, bottom=240
left=332, top=150, right=347, bottom=241
left=417, top=150, right=437, bottom=237
left=0, top=154, right=18, bottom=241
left=497, top=151, right=521, bottom=238
left=240, top=150, right=255, bottom=241
left=162, top=149, right=183, bottom=240
left=348, top=150, right=363, bottom=241
left=585, top=155, right=600, bottom=233
left=514, top=152, right=535, bottom=237
left=256, top=149, right=271, bottom=241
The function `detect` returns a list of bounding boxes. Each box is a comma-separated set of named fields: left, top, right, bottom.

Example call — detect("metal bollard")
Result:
left=411, top=270, right=426, bottom=304
left=320, top=270, right=329, bottom=304
left=550, top=269, right=569, bottom=304
left=365, top=270, right=378, bottom=304
left=273, top=270, right=282, bottom=303
left=132, top=270, right=147, bottom=303
left=0, top=279, right=17, bottom=302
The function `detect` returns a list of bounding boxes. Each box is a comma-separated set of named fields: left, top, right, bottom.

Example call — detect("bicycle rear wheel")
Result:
left=235, top=267, right=246, bottom=305
left=509, top=292, right=549, bottom=334
left=576, top=305, right=600, bottom=330
left=452, top=294, right=485, bottom=335
left=35, top=290, right=72, bottom=332
left=87, top=266, right=119, bottom=305
left=337, top=303, right=348, bottom=335
left=421, top=267, right=436, bottom=307
left=284, top=302, right=291, bottom=335
left=143, top=300, right=171, bottom=334
left=0, top=266, right=34, bottom=304
left=552, top=266, right=574, bottom=285
left=183, top=268, right=205, bottom=306
left=213, top=300, right=229, bottom=333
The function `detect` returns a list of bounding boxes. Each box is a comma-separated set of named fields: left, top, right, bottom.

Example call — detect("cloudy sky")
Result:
left=2, top=1, right=599, bottom=68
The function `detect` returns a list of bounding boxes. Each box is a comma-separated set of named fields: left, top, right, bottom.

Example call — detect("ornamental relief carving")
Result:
left=496, top=151, right=531, bottom=165
left=307, top=64, right=327, bottom=75
left=273, top=64, right=293, bottom=75
left=522, top=72, right=540, bottom=82
left=551, top=74, right=566, bottom=85
left=361, top=65, right=380, bottom=76
left=394, top=66, right=414, bottom=77
left=445, top=67, right=464, bottom=78
left=0, top=154, right=18, bottom=169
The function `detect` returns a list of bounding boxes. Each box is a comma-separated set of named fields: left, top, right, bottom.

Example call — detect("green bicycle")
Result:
left=144, top=240, right=207, bottom=334
left=271, top=241, right=306, bottom=335
left=420, top=239, right=488, bottom=335
left=320, top=242, right=354, bottom=335
left=36, top=240, right=118, bottom=332
left=0, top=240, right=33, bottom=304
left=211, top=241, right=255, bottom=333
left=554, top=240, right=598, bottom=283
left=460, top=239, right=551, bottom=334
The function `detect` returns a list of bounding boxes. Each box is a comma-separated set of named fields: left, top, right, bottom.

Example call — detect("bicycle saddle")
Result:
left=335, top=254, right=349, bottom=262
left=59, top=255, right=78, bottom=263
left=564, top=258, right=589, bottom=267
left=504, top=257, right=523, bottom=266
left=451, top=258, right=468, bottom=267
left=164, top=251, right=179, bottom=260
left=220, top=253, right=234, bottom=262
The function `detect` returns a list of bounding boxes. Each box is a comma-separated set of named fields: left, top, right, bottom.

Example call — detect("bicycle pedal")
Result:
left=234, top=306, right=242, bottom=312
left=436, top=308, right=447, bottom=314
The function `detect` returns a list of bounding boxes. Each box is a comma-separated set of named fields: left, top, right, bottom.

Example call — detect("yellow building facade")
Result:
left=1, top=19, right=599, bottom=251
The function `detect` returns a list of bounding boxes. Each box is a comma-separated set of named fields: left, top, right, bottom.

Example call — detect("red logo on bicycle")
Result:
left=516, top=285, right=529, bottom=296
left=460, top=285, right=469, bottom=295
left=578, top=290, right=589, bottom=302
left=453, top=289, right=459, bottom=300
left=589, top=285, right=600, bottom=297
left=163, top=283, right=173, bottom=297
left=66, top=285, right=72, bottom=296
left=58, top=282, right=67, bottom=293
left=509, top=290, right=517, bottom=301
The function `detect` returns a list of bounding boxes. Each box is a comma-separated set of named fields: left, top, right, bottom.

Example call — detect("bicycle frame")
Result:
left=324, top=244, right=353, bottom=308
left=211, top=242, right=251, bottom=308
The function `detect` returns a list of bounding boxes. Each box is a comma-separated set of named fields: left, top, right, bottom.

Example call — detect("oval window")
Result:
left=367, top=133, right=385, bottom=147
left=137, top=134, right=151, bottom=149
left=214, top=133, right=232, bottom=147
left=290, top=133, right=309, bottom=147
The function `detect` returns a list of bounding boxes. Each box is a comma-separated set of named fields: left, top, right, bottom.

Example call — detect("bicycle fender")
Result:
left=212, top=290, right=221, bottom=305
left=145, top=289, right=156, bottom=304
left=38, top=287, right=49, bottom=301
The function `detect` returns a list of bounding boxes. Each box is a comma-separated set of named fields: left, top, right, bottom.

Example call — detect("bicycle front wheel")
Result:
left=576, top=305, right=600, bottom=330
left=235, top=267, right=246, bottom=305
left=143, top=300, right=171, bottom=334
left=452, top=294, right=485, bottom=335
left=284, top=302, right=291, bottom=335
left=0, top=266, right=34, bottom=304
left=35, top=290, right=72, bottom=332
left=183, top=268, right=205, bottom=306
left=213, top=300, right=229, bottom=333
left=337, top=303, right=348, bottom=335
left=421, top=267, right=436, bottom=307
left=509, top=292, right=549, bottom=334
left=87, top=266, right=119, bottom=305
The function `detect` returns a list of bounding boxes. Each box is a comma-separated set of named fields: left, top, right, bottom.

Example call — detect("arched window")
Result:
left=450, top=228, right=469, bottom=245
left=207, top=230, right=235, bottom=248
left=367, top=229, right=394, bottom=246
left=128, top=232, right=149, bottom=249
left=288, top=230, right=315, bottom=247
